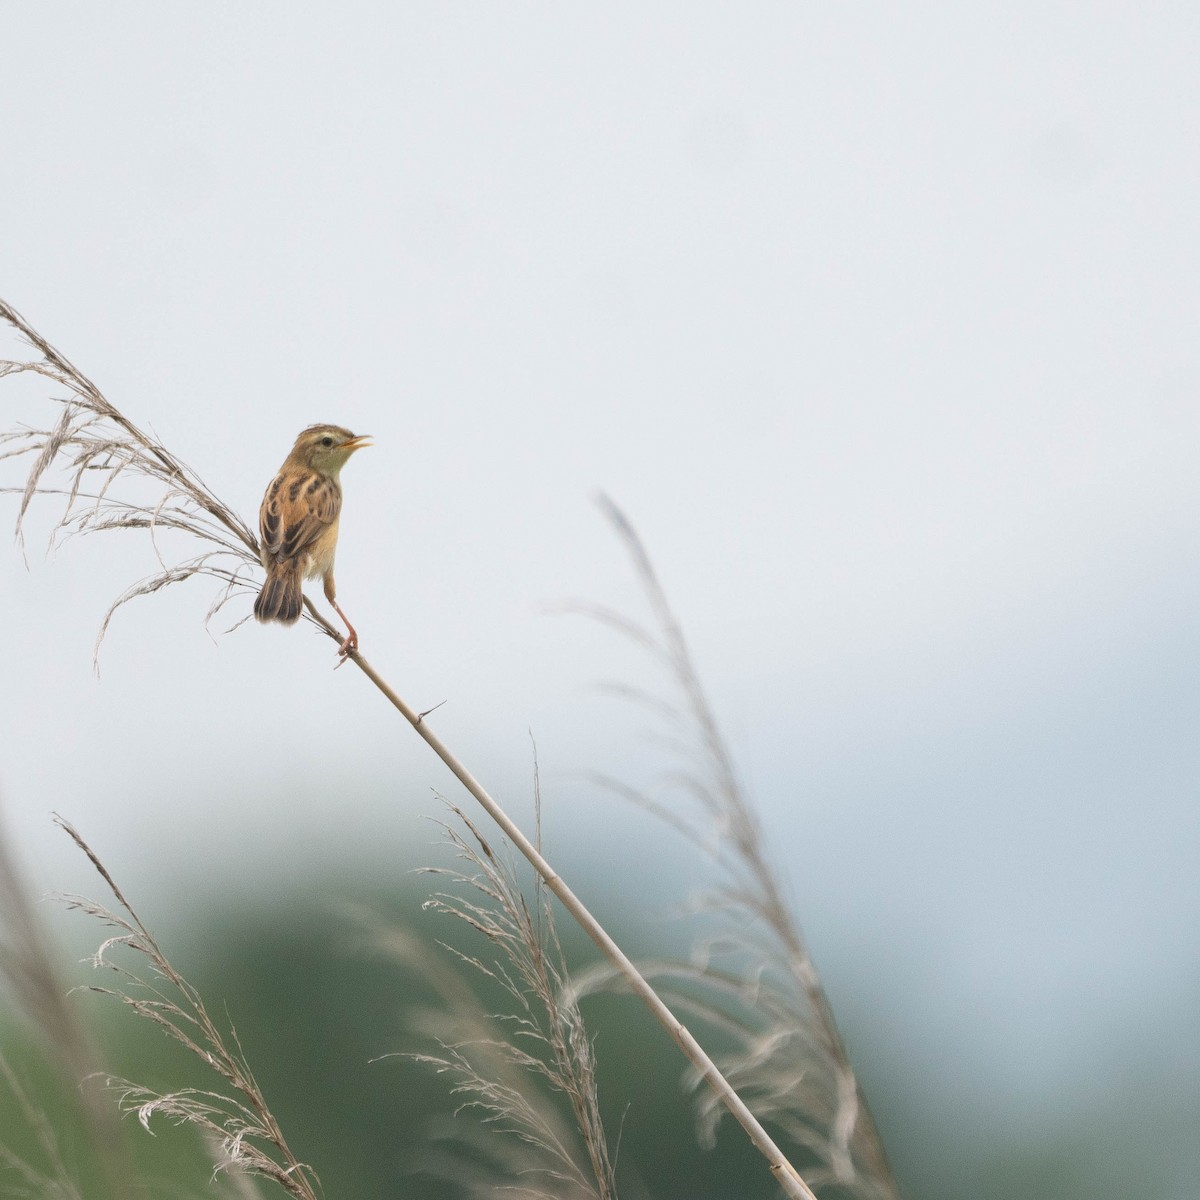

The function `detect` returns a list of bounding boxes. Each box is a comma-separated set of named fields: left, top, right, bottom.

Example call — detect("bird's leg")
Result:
left=324, top=572, right=359, bottom=657
left=331, top=599, right=359, bottom=656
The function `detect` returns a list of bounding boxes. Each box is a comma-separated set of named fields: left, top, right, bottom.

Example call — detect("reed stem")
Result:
left=304, top=599, right=817, bottom=1200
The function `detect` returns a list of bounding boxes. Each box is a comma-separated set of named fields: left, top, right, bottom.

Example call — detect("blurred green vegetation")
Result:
left=1, top=860, right=1196, bottom=1199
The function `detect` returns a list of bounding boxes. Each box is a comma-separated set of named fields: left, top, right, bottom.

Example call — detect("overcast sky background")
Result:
left=2, top=4, right=1199, bottom=1193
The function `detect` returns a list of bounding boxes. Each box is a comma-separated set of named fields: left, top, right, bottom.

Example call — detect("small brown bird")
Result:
left=254, top=424, right=372, bottom=656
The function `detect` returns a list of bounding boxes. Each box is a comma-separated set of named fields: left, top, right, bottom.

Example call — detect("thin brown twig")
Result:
left=310, top=602, right=816, bottom=1199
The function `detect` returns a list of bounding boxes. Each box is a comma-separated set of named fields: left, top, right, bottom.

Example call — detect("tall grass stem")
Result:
left=311, top=602, right=816, bottom=1200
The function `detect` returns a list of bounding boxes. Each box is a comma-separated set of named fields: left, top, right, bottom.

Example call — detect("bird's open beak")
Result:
left=342, top=434, right=373, bottom=453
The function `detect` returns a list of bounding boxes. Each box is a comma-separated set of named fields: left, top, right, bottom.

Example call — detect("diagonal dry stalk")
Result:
left=565, top=498, right=901, bottom=1200
left=1, top=299, right=816, bottom=1199
left=310, top=618, right=817, bottom=1198
left=55, top=816, right=320, bottom=1200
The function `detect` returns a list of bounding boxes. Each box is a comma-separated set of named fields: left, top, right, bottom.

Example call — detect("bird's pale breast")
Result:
left=303, top=516, right=341, bottom=581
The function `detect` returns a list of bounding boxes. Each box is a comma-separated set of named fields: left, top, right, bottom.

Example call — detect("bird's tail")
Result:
left=254, top=561, right=303, bottom=625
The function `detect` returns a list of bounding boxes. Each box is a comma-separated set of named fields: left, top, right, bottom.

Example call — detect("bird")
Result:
left=254, top=423, right=372, bottom=657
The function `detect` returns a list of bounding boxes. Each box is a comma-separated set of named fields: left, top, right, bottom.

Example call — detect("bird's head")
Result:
left=289, top=424, right=373, bottom=476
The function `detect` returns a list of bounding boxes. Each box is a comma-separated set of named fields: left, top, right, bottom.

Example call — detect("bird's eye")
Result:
left=321, top=436, right=334, bottom=447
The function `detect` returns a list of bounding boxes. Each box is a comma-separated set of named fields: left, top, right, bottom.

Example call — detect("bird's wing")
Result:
left=259, top=471, right=342, bottom=563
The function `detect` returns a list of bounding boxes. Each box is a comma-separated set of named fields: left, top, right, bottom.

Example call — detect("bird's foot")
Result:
left=333, top=630, right=359, bottom=668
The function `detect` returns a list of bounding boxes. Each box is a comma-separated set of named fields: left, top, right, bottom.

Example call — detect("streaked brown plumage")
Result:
left=254, top=423, right=371, bottom=656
